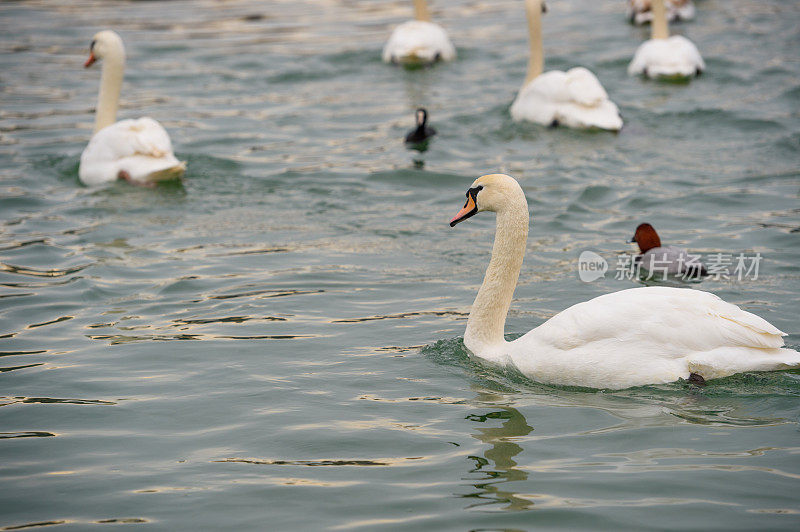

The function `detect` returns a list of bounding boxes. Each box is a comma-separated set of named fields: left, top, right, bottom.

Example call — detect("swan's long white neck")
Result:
left=464, top=196, right=529, bottom=357
left=650, top=0, right=670, bottom=40
left=413, top=0, right=431, bottom=22
left=94, top=45, right=125, bottom=134
left=524, top=0, right=544, bottom=84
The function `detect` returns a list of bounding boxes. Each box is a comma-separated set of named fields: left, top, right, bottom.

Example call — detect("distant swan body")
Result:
left=79, top=30, right=185, bottom=186
left=628, top=0, right=695, bottom=26
left=628, top=0, right=704, bottom=80
left=382, top=0, right=455, bottom=65
left=510, top=0, right=622, bottom=131
left=449, top=173, right=800, bottom=389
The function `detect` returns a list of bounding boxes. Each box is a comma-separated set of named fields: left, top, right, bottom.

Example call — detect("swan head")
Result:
left=85, top=30, right=125, bottom=68
left=629, top=223, right=662, bottom=253
left=450, top=174, right=527, bottom=227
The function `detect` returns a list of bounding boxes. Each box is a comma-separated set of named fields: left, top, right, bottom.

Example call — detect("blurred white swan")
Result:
left=628, top=0, right=704, bottom=80
left=79, top=30, right=185, bottom=186
left=628, top=0, right=695, bottom=26
left=449, top=174, right=800, bottom=389
left=382, top=0, right=455, bottom=65
left=510, top=0, right=622, bottom=131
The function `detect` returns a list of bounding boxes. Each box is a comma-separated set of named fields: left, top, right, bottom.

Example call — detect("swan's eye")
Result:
left=90, top=39, right=96, bottom=51
left=467, top=185, right=483, bottom=199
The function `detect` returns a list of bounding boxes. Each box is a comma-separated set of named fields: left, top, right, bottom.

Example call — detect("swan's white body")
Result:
left=629, top=35, right=704, bottom=79
left=79, top=118, right=185, bottom=186
left=382, top=20, right=455, bottom=64
left=628, top=0, right=695, bottom=26
left=79, top=30, right=185, bottom=186
left=511, top=0, right=622, bottom=131
left=451, top=174, right=800, bottom=390
left=628, top=0, right=704, bottom=80
left=382, top=1, right=455, bottom=64
left=510, top=68, right=623, bottom=131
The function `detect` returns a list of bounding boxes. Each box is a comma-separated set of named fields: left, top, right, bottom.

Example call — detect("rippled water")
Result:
left=1, top=0, right=799, bottom=529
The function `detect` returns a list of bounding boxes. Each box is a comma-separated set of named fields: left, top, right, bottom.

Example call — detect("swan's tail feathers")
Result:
left=146, top=161, right=186, bottom=183
left=687, top=347, right=800, bottom=380
left=708, top=299, right=786, bottom=349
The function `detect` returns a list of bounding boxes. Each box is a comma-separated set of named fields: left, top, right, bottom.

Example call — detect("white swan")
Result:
left=79, top=30, right=185, bottom=186
left=628, top=0, right=704, bottom=80
left=510, top=0, right=622, bottom=131
left=628, top=0, right=695, bottom=26
left=449, top=174, right=800, bottom=389
left=382, top=0, right=455, bottom=65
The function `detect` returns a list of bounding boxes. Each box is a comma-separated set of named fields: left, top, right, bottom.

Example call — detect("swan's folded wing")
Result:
left=119, top=117, right=175, bottom=159
left=85, top=117, right=174, bottom=161
left=564, top=67, right=609, bottom=107
left=382, top=20, right=455, bottom=63
left=525, top=287, right=786, bottom=356
left=628, top=37, right=704, bottom=77
left=79, top=117, right=182, bottom=185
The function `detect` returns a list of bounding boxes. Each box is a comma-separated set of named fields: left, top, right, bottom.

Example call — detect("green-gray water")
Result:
left=1, top=0, right=799, bottom=529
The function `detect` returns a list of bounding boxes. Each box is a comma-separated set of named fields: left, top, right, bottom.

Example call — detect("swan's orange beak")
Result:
left=84, top=52, right=97, bottom=68
left=450, top=193, right=477, bottom=227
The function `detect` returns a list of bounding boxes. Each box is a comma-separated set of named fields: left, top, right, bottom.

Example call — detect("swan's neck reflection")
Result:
left=463, top=391, right=534, bottom=511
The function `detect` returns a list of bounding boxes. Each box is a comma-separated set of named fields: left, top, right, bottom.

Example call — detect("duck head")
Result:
left=629, top=223, right=662, bottom=253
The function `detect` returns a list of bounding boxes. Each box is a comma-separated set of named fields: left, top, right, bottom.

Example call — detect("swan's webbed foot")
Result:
left=549, top=119, right=560, bottom=128
left=688, top=372, right=706, bottom=386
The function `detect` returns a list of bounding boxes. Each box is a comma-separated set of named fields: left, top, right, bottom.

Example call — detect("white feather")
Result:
left=79, top=117, right=184, bottom=186
left=510, top=68, right=623, bottom=131
left=382, top=20, right=455, bottom=64
left=629, top=35, right=705, bottom=79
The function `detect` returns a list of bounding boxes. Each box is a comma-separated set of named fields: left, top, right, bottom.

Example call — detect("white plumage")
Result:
left=79, top=118, right=185, bottom=186
left=450, top=174, right=800, bottom=390
left=509, top=287, right=798, bottom=389
left=382, top=20, right=455, bottom=64
left=510, top=68, right=623, bottom=131
left=628, top=35, right=705, bottom=79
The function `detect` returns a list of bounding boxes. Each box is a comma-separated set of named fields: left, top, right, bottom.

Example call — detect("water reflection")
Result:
left=462, top=389, right=533, bottom=511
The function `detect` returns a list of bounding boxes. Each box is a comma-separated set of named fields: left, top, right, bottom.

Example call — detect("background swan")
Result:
left=382, top=0, right=455, bottom=65
left=449, top=174, right=800, bottom=389
left=79, top=30, right=185, bottom=186
left=628, top=0, right=695, bottom=26
left=510, top=0, right=622, bottom=131
left=628, top=0, right=704, bottom=80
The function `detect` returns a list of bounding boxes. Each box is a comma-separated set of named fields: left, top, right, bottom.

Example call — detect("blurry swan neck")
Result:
left=414, top=0, right=431, bottom=22
left=651, top=0, right=670, bottom=40
left=525, top=0, right=544, bottom=84
left=465, top=198, right=529, bottom=353
left=94, top=45, right=125, bottom=134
